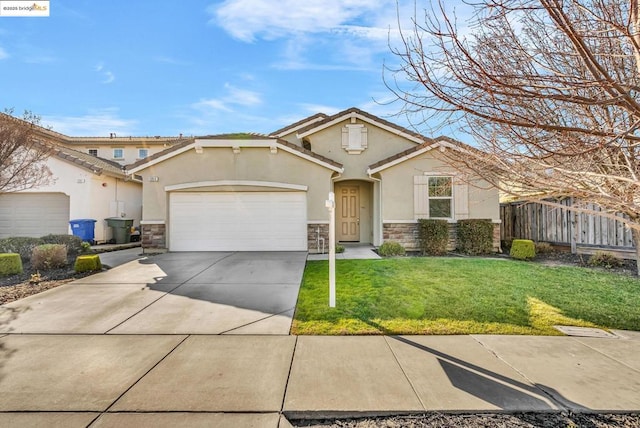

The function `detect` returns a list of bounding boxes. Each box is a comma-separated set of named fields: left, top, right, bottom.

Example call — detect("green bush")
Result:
left=456, top=219, right=494, bottom=255
left=0, top=253, right=23, bottom=276
left=378, top=241, right=406, bottom=257
left=335, top=244, right=345, bottom=254
left=31, top=244, right=67, bottom=270
left=418, top=219, right=450, bottom=255
left=0, top=237, right=44, bottom=262
left=74, top=254, right=102, bottom=273
left=510, top=239, right=536, bottom=260
left=41, top=234, right=83, bottom=255
left=80, top=241, right=92, bottom=253
left=588, top=251, right=624, bottom=269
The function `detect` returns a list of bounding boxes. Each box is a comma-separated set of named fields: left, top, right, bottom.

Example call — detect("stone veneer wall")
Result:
left=383, top=222, right=501, bottom=252
left=141, top=223, right=167, bottom=252
left=307, top=224, right=330, bottom=253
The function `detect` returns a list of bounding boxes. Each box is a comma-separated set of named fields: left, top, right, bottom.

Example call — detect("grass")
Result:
left=292, top=257, right=640, bottom=335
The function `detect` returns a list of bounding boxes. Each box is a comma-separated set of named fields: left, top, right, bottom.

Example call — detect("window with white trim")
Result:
left=88, top=149, right=98, bottom=157
left=414, top=175, right=455, bottom=219
left=138, top=148, right=149, bottom=159
left=427, top=176, right=453, bottom=218
left=113, top=148, right=124, bottom=159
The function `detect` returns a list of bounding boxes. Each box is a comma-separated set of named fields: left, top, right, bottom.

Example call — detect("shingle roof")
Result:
left=48, top=144, right=127, bottom=178
left=270, top=113, right=328, bottom=136
left=368, top=136, right=474, bottom=172
left=295, top=107, right=428, bottom=142
left=125, top=134, right=343, bottom=172
left=126, top=138, right=195, bottom=171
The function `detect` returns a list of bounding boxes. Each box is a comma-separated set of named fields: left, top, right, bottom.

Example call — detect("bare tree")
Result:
left=0, top=110, right=53, bottom=193
left=388, top=0, right=640, bottom=272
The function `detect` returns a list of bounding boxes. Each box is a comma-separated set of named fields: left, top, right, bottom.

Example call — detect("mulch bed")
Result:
left=293, top=412, right=640, bottom=427
left=0, top=256, right=96, bottom=305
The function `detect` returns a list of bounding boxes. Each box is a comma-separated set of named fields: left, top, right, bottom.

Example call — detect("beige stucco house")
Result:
left=128, top=108, right=500, bottom=253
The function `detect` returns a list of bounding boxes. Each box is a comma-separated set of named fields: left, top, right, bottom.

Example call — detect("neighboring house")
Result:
left=60, top=135, right=185, bottom=166
left=127, top=108, right=500, bottom=253
left=0, top=144, right=142, bottom=242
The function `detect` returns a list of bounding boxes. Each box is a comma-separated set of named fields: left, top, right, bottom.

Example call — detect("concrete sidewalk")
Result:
left=0, top=332, right=638, bottom=427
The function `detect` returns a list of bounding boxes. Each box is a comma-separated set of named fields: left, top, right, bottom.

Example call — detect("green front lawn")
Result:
left=292, top=258, right=640, bottom=335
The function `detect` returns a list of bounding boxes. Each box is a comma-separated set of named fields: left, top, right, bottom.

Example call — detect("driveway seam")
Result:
left=469, top=335, right=568, bottom=411
left=101, top=334, right=191, bottom=414
left=103, top=253, right=238, bottom=334
left=280, top=335, right=298, bottom=416
left=219, top=307, right=296, bottom=335
left=382, top=336, right=426, bottom=411
left=573, top=337, right=640, bottom=374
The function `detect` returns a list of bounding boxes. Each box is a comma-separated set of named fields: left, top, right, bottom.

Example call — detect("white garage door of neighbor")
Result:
left=170, top=192, right=308, bottom=251
left=0, top=193, right=70, bottom=238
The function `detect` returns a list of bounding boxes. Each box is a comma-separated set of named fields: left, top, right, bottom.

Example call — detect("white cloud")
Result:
left=208, top=1, right=419, bottom=71
left=42, top=109, right=137, bottom=136
left=192, top=84, right=263, bottom=113
left=210, top=0, right=387, bottom=42
left=95, top=62, right=115, bottom=84
left=153, top=55, right=191, bottom=66
left=0, top=47, right=8, bottom=60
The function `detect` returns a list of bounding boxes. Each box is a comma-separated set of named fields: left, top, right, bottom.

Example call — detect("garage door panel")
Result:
left=170, top=192, right=307, bottom=251
left=0, top=193, right=70, bottom=238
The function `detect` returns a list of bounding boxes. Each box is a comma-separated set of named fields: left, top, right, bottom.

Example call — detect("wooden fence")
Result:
left=500, top=198, right=635, bottom=258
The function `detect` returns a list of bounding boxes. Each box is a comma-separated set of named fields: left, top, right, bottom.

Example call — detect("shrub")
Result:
left=335, top=244, right=345, bottom=254
left=535, top=241, right=554, bottom=255
left=456, top=219, right=494, bottom=255
left=80, top=241, right=92, bottom=253
left=0, top=237, right=44, bottom=262
left=40, top=234, right=84, bottom=255
left=417, top=219, right=450, bottom=255
left=510, top=239, right=536, bottom=260
left=0, top=253, right=23, bottom=276
left=378, top=241, right=406, bottom=257
left=74, top=254, right=102, bottom=273
left=31, top=244, right=68, bottom=270
left=588, top=251, right=624, bottom=269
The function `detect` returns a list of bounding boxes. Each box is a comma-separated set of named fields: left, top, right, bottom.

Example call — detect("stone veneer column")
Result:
left=307, top=224, right=330, bottom=253
left=141, top=222, right=167, bottom=253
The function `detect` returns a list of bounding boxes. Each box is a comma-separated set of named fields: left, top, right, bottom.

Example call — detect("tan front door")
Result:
left=337, top=185, right=360, bottom=241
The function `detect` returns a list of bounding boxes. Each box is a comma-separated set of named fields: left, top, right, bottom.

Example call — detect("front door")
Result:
left=337, top=185, right=360, bottom=241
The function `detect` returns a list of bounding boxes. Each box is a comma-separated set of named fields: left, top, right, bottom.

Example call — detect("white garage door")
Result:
left=0, top=193, right=70, bottom=238
left=169, top=192, right=307, bottom=251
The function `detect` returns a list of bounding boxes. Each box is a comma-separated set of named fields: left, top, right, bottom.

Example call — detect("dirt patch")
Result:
left=292, top=412, right=640, bottom=427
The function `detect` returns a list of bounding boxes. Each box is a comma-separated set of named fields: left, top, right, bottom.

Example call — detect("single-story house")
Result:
left=127, top=107, right=500, bottom=253
left=0, top=144, right=142, bottom=242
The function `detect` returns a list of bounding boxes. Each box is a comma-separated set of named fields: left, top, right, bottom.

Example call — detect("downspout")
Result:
left=368, top=170, right=382, bottom=247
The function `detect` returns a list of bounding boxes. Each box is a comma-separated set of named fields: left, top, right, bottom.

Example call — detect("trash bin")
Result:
left=105, top=218, right=134, bottom=244
left=69, top=219, right=97, bottom=244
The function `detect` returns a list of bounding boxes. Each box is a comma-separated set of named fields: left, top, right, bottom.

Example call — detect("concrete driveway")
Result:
left=0, top=251, right=307, bottom=335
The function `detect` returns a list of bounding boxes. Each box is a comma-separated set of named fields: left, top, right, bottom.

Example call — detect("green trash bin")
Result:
left=105, top=218, right=134, bottom=244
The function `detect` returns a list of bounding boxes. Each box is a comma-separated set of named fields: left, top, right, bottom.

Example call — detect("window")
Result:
left=88, top=149, right=98, bottom=157
left=427, top=176, right=452, bottom=218
left=113, top=148, right=124, bottom=159
left=138, top=148, right=149, bottom=159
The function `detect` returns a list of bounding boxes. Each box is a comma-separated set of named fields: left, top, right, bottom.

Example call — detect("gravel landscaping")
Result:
left=292, top=412, right=640, bottom=427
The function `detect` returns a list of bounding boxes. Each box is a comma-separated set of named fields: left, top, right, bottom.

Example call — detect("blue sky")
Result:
left=0, top=1, right=466, bottom=139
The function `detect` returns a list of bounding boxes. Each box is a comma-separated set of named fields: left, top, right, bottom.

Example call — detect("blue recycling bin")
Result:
left=69, top=219, right=97, bottom=243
